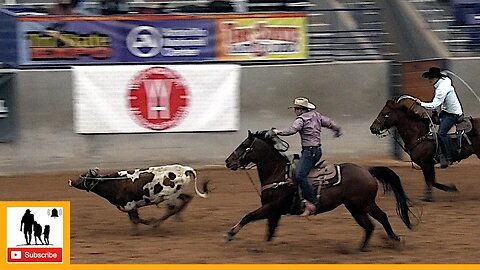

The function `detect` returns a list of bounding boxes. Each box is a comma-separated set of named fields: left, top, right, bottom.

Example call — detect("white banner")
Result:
left=73, top=64, right=240, bottom=133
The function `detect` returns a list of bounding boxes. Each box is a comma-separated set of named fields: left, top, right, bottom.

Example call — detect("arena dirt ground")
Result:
left=1, top=157, right=480, bottom=264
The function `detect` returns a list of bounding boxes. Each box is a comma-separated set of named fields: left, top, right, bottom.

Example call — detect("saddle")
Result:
left=290, top=158, right=342, bottom=189
left=288, top=157, right=342, bottom=215
left=430, top=113, right=473, bottom=136
left=426, top=115, right=474, bottom=163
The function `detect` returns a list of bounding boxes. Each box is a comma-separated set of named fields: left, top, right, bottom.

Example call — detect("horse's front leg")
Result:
left=420, top=161, right=458, bottom=202
left=419, top=162, right=435, bottom=202
left=225, top=203, right=277, bottom=241
left=267, top=214, right=281, bottom=241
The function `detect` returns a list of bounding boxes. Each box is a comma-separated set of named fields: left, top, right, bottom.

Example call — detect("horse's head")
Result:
left=226, top=130, right=262, bottom=170
left=371, top=96, right=433, bottom=135
left=370, top=99, right=400, bottom=135
left=225, top=130, right=285, bottom=170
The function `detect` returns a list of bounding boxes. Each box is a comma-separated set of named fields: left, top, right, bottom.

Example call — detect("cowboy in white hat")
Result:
left=416, top=67, right=463, bottom=168
left=273, top=97, right=342, bottom=217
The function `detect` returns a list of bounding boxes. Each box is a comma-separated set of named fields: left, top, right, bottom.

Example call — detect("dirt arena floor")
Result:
left=1, top=157, right=480, bottom=264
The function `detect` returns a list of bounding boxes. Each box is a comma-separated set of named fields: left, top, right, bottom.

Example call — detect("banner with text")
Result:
left=73, top=64, right=240, bottom=133
left=216, top=16, right=308, bottom=61
left=17, top=19, right=216, bottom=66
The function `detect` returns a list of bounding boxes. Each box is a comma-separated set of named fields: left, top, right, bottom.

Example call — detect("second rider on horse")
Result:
left=416, top=67, right=464, bottom=168
left=273, top=97, right=342, bottom=217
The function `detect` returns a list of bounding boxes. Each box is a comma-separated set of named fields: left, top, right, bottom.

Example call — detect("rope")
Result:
left=244, top=169, right=261, bottom=197
left=444, top=70, right=480, bottom=104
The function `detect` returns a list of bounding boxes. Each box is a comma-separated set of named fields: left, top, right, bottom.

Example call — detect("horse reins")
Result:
left=243, top=160, right=293, bottom=197
left=376, top=96, right=439, bottom=158
left=241, top=134, right=293, bottom=197
left=244, top=167, right=261, bottom=197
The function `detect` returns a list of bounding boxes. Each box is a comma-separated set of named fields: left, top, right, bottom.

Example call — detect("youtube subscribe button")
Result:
left=7, top=248, right=62, bottom=263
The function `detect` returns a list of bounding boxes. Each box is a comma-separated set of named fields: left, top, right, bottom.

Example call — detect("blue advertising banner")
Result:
left=0, top=10, right=19, bottom=67
left=17, top=19, right=216, bottom=66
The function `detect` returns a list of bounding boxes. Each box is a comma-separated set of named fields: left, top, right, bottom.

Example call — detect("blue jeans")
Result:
left=438, top=111, right=460, bottom=159
left=296, top=146, right=321, bottom=204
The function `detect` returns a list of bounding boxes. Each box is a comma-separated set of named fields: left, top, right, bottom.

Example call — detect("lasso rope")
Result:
left=443, top=70, right=480, bottom=104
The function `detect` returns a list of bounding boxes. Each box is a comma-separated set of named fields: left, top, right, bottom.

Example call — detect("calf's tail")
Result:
left=186, top=170, right=209, bottom=198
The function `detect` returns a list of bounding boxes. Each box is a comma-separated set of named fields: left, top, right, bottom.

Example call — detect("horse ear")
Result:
left=248, top=130, right=252, bottom=136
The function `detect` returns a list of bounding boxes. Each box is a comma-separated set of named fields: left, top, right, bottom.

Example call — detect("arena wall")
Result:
left=2, top=61, right=393, bottom=174
left=449, top=58, right=480, bottom=117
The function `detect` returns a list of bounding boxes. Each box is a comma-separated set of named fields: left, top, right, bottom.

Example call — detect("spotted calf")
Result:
left=69, top=164, right=208, bottom=226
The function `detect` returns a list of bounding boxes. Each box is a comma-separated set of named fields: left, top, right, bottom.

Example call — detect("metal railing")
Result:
left=408, top=0, right=480, bottom=57
left=306, top=5, right=391, bottom=61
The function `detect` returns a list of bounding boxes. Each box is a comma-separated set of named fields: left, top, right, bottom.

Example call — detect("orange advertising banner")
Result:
left=216, top=15, right=308, bottom=61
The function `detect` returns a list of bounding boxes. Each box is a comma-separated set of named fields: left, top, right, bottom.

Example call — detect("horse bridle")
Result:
left=237, top=136, right=293, bottom=195
left=238, top=138, right=256, bottom=169
left=374, top=98, right=438, bottom=155
left=373, top=116, right=390, bottom=137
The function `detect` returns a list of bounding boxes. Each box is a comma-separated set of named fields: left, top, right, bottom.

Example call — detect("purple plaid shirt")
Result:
left=276, top=110, right=341, bottom=147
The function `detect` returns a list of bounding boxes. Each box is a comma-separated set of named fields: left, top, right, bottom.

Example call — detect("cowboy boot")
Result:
left=438, top=153, right=449, bottom=169
left=300, top=200, right=317, bottom=217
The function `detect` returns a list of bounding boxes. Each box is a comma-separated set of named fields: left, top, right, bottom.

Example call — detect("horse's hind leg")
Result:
left=368, top=203, right=400, bottom=241
left=346, top=204, right=374, bottom=252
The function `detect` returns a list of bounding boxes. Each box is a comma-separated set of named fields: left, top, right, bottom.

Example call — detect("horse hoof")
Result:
left=448, top=184, right=459, bottom=192
left=388, top=235, right=405, bottom=249
left=224, top=232, right=235, bottom=242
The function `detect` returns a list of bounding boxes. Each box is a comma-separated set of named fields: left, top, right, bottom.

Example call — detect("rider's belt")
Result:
left=302, top=145, right=321, bottom=150
left=441, top=111, right=462, bottom=117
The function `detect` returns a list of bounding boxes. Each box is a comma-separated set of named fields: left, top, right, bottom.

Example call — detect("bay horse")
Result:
left=225, top=130, right=413, bottom=251
left=370, top=95, right=480, bottom=202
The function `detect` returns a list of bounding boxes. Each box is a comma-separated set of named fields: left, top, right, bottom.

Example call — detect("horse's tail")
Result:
left=368, top=166, right=413, bottom=230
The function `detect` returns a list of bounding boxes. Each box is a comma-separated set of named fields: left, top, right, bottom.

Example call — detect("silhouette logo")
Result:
left=6, top=207, right=64, bottom=264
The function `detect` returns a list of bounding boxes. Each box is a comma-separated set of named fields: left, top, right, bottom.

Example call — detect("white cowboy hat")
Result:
left=288, top=97, right=316, bottom=110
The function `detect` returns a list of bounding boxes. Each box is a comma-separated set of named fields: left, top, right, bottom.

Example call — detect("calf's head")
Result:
left=69, top=168, right=100, bottom=191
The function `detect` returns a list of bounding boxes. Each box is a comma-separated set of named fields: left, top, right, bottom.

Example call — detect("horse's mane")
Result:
left=392, top=95, right=434, bottom=121
left=252, top=130, right=277, bottom=146
left=252, top=130, right=290, bottom=154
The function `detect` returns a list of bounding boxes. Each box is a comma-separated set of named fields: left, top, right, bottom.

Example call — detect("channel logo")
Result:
left=5, top=204, right=68, bottom=264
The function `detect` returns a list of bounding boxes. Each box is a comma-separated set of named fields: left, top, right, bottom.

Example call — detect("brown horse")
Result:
left=225, top=130, right=412, bottom=251
left=370, top=95, right=480, bottom=202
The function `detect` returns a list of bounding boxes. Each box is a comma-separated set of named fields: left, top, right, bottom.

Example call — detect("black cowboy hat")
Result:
left=422, top=67, right=446, bottom=79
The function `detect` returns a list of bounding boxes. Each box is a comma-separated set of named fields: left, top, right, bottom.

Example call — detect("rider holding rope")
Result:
left=416, top=67, right=464, bottom=168
left=273, top=97, right=342, bottom=217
